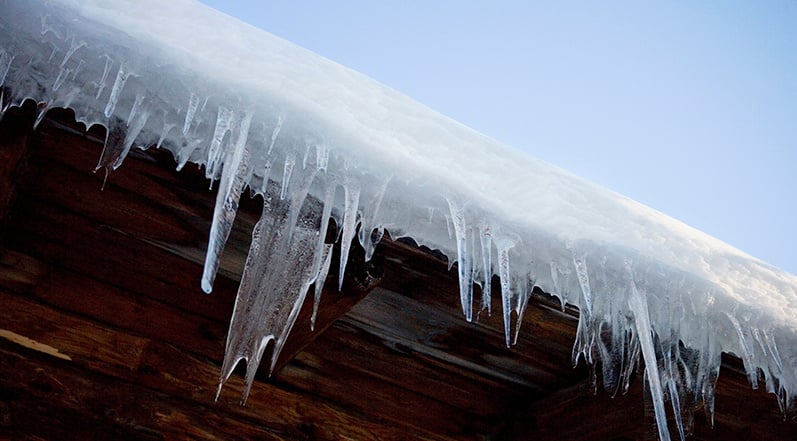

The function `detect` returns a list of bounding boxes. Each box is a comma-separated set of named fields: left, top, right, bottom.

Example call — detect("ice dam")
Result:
left=1, top=1, right=796, bottom=440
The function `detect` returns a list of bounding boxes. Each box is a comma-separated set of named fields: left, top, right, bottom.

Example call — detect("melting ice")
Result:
left=2, top=0, right=797, bottom=439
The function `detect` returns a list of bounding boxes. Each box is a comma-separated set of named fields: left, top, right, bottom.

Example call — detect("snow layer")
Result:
left=1, top=0, right=796, bottom=438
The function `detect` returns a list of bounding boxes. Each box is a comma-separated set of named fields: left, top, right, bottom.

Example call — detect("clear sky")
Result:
left=200, top=0, right=797, bottom=275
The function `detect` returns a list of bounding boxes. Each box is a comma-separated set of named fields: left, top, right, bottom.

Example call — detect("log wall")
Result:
left=0, top=103, right=795, bottom=440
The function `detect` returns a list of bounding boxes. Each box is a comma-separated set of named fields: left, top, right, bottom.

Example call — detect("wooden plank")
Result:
left=0, top=341, right=290, bottom=441
left=493, top=377, right=647, bottom=441
left=295, top=319, right=526, bottom=417
left=0, top=245, right=506, bottom=439
left=0, top=289, right=446, bottom=440
left=345, top=287, right=581, bottom=392
left=494, top=357, right=797, bottom=441
left=375, top=237, right=584, bottom=386
left=689, top=356, right=797, bottom=441
left=0, top=249, right=227, bottom=361
left=5, top=192, right=239, bottom=322
left=279, top=348, right=495, bottom=438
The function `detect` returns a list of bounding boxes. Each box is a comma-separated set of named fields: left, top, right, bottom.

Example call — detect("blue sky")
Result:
left=200, top=1, right=797, bottom=275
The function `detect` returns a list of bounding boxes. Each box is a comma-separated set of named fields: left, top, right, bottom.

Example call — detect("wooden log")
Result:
left=0, top=289, right=446, bottom=440
left=291, top=318, right=526, bottom=417
left=345, top=287, right=581, bottom=393
left=0, top=341, right=290, bottom=441
left=0, top=249, right=227, bottom=361
left=493, top=356, right=797, bottom=441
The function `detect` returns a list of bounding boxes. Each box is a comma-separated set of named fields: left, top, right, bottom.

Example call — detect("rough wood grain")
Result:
left=2, top=102, right=795, bottom=441
left=0, top=288, right=442, bottom=441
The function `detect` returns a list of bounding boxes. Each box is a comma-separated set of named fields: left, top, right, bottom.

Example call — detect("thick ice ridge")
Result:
left=2, top=0, right=796, bottom=438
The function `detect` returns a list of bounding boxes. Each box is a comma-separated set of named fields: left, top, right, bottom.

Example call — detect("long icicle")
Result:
left=627, top=263, right=672, bottom=441
left=447, top=198, right=474, bottom=322
left=201, top=109, right=254, bottom=293
left=495, top=234, right=516, bottom=347
left=338, top=177, right=360, bottom=291
left=479, top=224, right=493, bottom=315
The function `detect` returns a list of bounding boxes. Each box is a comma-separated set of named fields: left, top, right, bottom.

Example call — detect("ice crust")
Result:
left=2, top=0, right=796, bottom=438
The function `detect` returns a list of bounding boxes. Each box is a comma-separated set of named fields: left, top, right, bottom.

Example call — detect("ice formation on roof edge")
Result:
left=2, top=0, right=796, bottom=439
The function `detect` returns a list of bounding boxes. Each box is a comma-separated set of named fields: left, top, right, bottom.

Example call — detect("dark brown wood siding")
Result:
left=0, top=103, right=795, bottom=440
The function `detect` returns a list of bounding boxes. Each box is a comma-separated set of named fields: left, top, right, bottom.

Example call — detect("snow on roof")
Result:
left=1, top=1, right=795, bottom=439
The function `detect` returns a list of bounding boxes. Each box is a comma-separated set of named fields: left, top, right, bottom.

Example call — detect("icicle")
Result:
left=495, top=234, right=516, bottom=347
left=512, top=276, right=531, bottom=345
left=52, top=66, right=70, bottom=92
left=201, top=109, right=254, bottom=293
left=667, top=369, right=687, bottom=441
left=72, top=59, right=85, bottom=81
left=471, top=227, right=481, bottom=309
left=33, top=86, right=81, bottom=130
left=447, top=198, right=474, bottom=322
left=311, top=244, right=334, bottom=331
left=301, top=142, right=312, bottom=169
left=175, top=138, right=204, bottom=171
left=94, top=115, right=126, bottom=182
left=94, top=56, right=113, bottom=100
left=59, top=38, right=85, bottom=68
left=752, top=329, right=772, bottom=386
left=446, top=254, right=456, bottom=271
left=51, top=39, right=84, bottom=91
left=93, top=95, right=150, bottom=172
left=0, top=50, right=14, bottom=87
left=266, top=114, right=283, bottom=155
left=126, top=93, right=145, bottom=125
left=283, top=159, right=321, bottom=244
left=280, top=153, right=295, bottom=200
left=260, top=160, right=272, bottom=194
left=763, top=328, right=784, bottom=374
left=182, top=92, right=199, bottom=136
left=570, top=246, right=594, bottom=317
left=311, top=181, right=336, bottom=277
left=206, top=105, right=235, bottom=181
left=627, top=263, right=671, bottom=441
left=316, top=142, right=329, bottom=172
left=725, top=312, right=759, bottom=387
left=358, top=177, right=391, bottom=262
left=157, top=123, right=176, bottom=149
left=306, top=180, right=336, bottom=331
left=103, top=63, right=132, bottom=118
left=479, top=224, right=493, bottom=315
left=33, top=103, right=52, bottom=130
left=115, top=104, right=150, bottom=169
left=218, top=162, right=323, bottom=402
left=549, top=261, right=567, bottom=312
left=572, top=310, right=597, bottom=382
left=338, top=178, right=361, bottom=291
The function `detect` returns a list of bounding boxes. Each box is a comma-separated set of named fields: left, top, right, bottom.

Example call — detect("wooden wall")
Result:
left=0, top=103, right=795, bottom=440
